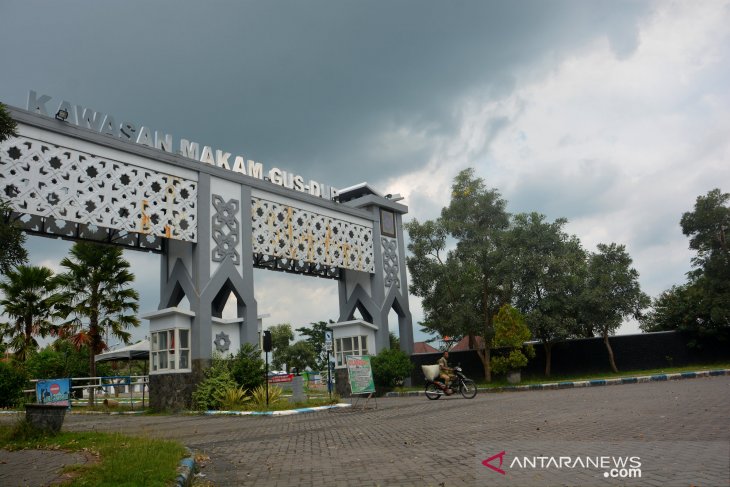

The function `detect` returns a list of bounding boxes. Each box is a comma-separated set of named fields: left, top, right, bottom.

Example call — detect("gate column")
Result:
left=150, top=174, right=258, bottom=410
left=337, top=186, right=413, bottom=355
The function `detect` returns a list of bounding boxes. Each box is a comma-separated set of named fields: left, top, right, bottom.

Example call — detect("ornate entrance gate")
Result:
left=1, top=101, right=413, bottom=409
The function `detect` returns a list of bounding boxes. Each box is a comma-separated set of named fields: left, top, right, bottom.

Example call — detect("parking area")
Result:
left=28, top=375, right=725, bottom=486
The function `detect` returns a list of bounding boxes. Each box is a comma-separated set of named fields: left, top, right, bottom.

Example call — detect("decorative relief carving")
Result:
left=214, top=332, right=231, bottom=352
left=211, top=195, right=240, bottom=264
left=382, top=237, right=400, bottom=288
left=0, top=135, right=197, bottom=243
left=251, top=197, right=374, bottom=274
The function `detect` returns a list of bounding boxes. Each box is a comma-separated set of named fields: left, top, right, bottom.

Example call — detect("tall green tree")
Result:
left=0, top=103, right=28, bottom=276
left=54, top=242, right=139, bottom=405
left=406, top=169, right=510, bottom=381
left=0, top=102, right=18, bottom=142
left=506, top=212, right=586, bottom=376
left=0, top=198, right=28, bottom=276
left=389, top=331, right=400, bottom=350
left=581, top=243, right=649, bottom=372
left=268, top=323, right=294, bottom=370
left=295, top=320, right=333, bottom=369
left=278, top=340, right=318, bottom=372
left=641, top=284, right=699, bottom=333
left=642, top=189, right=730, bottom=336
left=680, top=188, right=730, bottom=331
left=0, top=265, right=59, bottom=361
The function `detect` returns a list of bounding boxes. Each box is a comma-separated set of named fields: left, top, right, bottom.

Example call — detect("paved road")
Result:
left=62, top=377, right=730, bottom=485
left=2, top=376, right=729, bottom=486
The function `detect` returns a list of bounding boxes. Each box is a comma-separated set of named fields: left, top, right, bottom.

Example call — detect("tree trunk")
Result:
left=475, top=345, right=491, bottom=382
left=480, top=282, right=493, bottom=382
left=603, top=332, right=619, bottom=373
left=88, top=348, right=96, bottom=406
left=544, top=341, right=552, bottom=377
left=88, top=311, right=99, bottom=407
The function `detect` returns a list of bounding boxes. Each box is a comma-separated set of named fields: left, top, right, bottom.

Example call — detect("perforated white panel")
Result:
left=0, top=135, right=197, bottom=242
left=251, top=197, right=374, bottom=273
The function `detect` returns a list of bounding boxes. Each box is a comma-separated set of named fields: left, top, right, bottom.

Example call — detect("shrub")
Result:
left=216, top=385, right=250, bottom=410
left=0, top=361, right=28, bottom=408
left=491, top=347, right=535, bottom=375
left=371, top=348, right=413, bottom=388
left=191, top=356, right=237, bottom=411
left=230, top=343, right=265, bottom=391
left=490, top=304, right=535, bottom=375
left=25, top=341, right=115, bottom=380
left=250, top=384, right=284, bottom=408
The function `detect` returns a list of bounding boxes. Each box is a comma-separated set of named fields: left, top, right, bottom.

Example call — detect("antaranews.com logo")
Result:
left=482, top=450, right=642, bottom=480
left=476, top=441, right=729, bottom=487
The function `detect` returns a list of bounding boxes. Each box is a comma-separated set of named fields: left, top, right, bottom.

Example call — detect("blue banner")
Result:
left=36, top=378, right=71, bottom=407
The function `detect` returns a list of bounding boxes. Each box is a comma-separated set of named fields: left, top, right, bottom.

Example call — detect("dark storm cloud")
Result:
left=0, top=0, right=652, bottom=188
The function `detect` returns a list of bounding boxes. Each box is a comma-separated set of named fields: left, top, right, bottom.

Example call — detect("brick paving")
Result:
left=1, top=376, right=728, bottom=486
left=0, top=449, right=89, bottom=486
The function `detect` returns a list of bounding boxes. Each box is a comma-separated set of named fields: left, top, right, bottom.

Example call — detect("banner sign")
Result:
left=35, top=378, right=71, bottom=407
left=346, top=355, right=375, bottom=395
left=268, top=374, right=295, bottom=384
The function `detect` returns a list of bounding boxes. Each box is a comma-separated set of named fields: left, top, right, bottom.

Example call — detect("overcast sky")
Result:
left=1, top=1, right=729, bottom=347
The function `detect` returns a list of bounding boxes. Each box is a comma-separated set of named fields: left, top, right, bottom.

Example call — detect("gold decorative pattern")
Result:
left=251, top=197, right=374, bottom=274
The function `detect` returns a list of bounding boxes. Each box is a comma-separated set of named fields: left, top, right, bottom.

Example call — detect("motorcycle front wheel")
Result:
left=460, top=379, right=477, bottom=399
left=425, top=382, right=441, bottom=400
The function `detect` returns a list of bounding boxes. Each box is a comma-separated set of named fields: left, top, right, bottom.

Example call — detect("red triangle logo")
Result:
left=482, top=450, right=507, bottom=475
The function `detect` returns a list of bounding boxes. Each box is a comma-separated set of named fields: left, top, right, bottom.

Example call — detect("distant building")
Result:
left=413, top=341, right=439, bottom=354
left=448, top=336, right=485, bottom=352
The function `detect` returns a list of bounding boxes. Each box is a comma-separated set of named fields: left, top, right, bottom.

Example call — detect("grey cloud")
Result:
left=503, top=158, right=623, bottom=222
left=0, top=0, right=653, bottom=187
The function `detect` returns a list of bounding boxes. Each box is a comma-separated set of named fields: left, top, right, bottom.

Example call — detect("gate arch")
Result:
left=1, top=102, right=413, bottom=408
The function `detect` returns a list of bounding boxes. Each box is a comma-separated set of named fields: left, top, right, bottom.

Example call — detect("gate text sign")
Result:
left=27, top=91, right=339, bottom=200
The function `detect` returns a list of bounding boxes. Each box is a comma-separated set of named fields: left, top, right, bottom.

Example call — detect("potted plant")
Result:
left=490, top=304, right=535, bottom=384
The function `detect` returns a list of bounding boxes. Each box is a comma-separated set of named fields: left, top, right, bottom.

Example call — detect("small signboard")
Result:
left=324, top=330, right=333, bottom=352
left=268, top=373, right=295, bottom=383
left=346, top=355, right=375, bottom=395
left=36, top=378, right=71, bottom=407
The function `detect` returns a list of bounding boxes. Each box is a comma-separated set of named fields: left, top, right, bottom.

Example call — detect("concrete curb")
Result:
left=0, top=409, right=147, bottom=416
left=203, top=403, right=352, bottom=416
left=175, top=449, right=196, bottom=487
left=385, top=368, right=730, bottom=397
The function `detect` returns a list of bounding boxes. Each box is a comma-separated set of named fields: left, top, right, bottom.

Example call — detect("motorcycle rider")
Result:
left=437, top=351, right=455, bottom=393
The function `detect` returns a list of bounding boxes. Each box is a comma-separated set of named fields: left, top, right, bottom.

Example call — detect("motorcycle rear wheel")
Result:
left=425, top=382, right=441, bottom=400
left=460, top=379, right=477, bottom=399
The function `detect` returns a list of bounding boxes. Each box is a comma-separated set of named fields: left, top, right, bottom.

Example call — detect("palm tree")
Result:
left=54, top=242, right=140, bottom=405
left=0, top=265, right=59, bottom=361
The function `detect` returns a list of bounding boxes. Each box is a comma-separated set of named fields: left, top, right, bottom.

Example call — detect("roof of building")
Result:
left=413, top=341, right=439, bottom=354
left=448, top=335, right=485, bottom=351
left=336, top=182, right=383, bottom=202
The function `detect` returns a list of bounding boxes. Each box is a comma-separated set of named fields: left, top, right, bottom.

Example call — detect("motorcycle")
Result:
left=422, top=365, right=478, bottom=400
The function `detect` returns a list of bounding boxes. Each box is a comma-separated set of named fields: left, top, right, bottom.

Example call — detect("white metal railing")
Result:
left=24, top=375, right=149, bottom=410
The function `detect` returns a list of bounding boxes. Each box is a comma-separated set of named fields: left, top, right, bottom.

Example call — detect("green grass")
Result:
left=0, top=421, right=186, bottom=487
left=402, top=361, right=730, bottom=391
left=487, top=361, right=730, bottom=387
